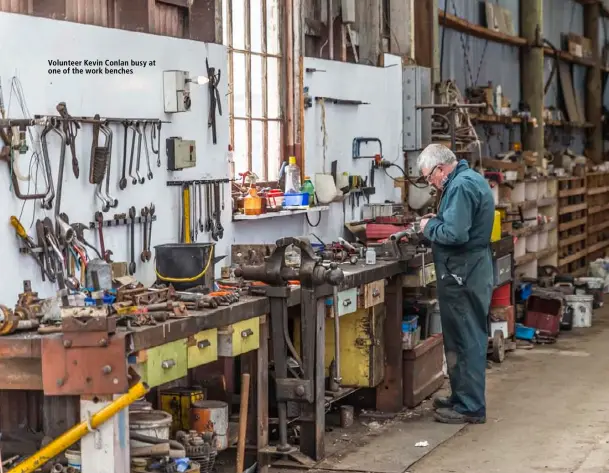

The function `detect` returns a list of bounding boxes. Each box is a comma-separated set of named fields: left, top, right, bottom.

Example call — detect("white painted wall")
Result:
left=0, top=12, right=405, bottom=302
left=231, top=55, right=404, bottom=243
left=0, top=12, right=229, bottom=301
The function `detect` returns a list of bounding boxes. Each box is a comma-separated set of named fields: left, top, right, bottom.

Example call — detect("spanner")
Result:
left=128, top=206, right=136, bottom=275
left=96, top=211, right=113, bottom=262
left=147, top=203, right=154, bottom=262
left=102, top=123, right=118, bottom=208
left=119, top=121, right=130, bottom=190
left=142, top=122, right=154, bottom=180
left=134, top=122, right=145, bottom=185
left=140, top=206, right=149, bottom=263
left=151, top=122, right=161, bottom=168
left=213, top=182, right=224, bottom=240
left=198, top=182, right=204, bottom=232
left=128, top=123, right=138, bottom=185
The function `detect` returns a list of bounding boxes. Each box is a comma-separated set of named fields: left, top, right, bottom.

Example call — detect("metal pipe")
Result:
left=332, top=286, right=341, bottom=389
left=285, top=0, right=295, bottom=152
left=9, top=382, right=149, bottom=473
left=328, top=0, right=334, bottom=60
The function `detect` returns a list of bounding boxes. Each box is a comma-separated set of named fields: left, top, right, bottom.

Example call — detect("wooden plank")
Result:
left=587, top=240, right=609, bottom=254
left=31, top=0, right=66, bottom=19
left=558, top=217, right=587, bottom=231
left=115, top=0, right=150, bottom=33
left=414, top=0, right=433, bottom=69
left=543, top=47, right=596, bottom=67
left=538, top=197, right=558, bottom=207
left=587, top=185, right=609, bottom=195
left=389, top=0, right=413, bottom=57
left=559, top=248, right=588, bottom=266
left=559, top=233, right=587, bottom=247
left=515, top=252, right=537, bottom=267
left=588, top=202, right=609, bottom=214
left=537, top=246, right=558, bottom=260
left=558, top=202, right=587, bottom=215
left=438, top=9, right=526, bottom=47
left=584, top=1, right=603, bottom=164
left=512, top=221, right=557, bottom=238
left=588, top=220, right=609, bottom=233
left=0, top=359, right=42, bottom=390
left=376, top=277, right=403, bottom=412
left=558, top=187, right=586, bottom=197
left=188, top=0, right=221, bottom=43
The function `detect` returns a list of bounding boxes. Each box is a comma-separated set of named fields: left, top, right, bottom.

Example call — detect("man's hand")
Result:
left=421, top=213, right=436, bottom=219
left=420, top=218, right=430, bottom=232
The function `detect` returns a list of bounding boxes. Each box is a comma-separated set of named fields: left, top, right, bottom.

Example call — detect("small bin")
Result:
left=525, top=294, right=563, bottom=337
left=283, top=193, right=309, bottom=208
left=402, top=334, right=444, bottom=408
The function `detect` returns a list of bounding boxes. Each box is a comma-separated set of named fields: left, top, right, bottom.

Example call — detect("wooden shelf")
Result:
left=559, top=248, right=588, bottom=266
left=470, top=113, right=523, bottom=124
left=438, top=10, right=527, bottom=47
left=545, top=120, right=594, bottom=129
left=512, top=221, right=557, bottom=238
left=514, top=245, right=558, bottom=267
left=543, top=47, right=596, bottom=67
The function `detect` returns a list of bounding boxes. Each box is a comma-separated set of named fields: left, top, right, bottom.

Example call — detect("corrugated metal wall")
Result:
left=0, top=0, right=186, bottom=37
left=439, top=0, right=590, bottom=154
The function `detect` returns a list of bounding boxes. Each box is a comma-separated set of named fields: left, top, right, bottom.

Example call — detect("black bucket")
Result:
left=155, top=243, right=217, bottom=291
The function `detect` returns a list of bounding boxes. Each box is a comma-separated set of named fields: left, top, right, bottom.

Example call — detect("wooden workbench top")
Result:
left=0, top=260, right=406, bottom=359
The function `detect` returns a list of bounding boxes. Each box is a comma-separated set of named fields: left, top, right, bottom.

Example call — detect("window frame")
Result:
left=226, top=0, right=285, bottom=183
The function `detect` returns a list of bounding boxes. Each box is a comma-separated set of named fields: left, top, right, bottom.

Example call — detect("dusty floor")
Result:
left=411, top=304, right=609, bottom=473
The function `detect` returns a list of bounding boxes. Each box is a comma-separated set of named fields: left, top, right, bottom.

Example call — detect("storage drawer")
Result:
left=218, top=317, right=260, bottom=357
left=187, top=328, right=218, bottom=368
left=361, top=280, right=385, bottom=309
left=139, top=339, right=188, bottom=388
left=402, top=263, right=436, bottom=287
left=337, top=288, right=358, bottom=317
left=494, top=254, right=512, bottom=286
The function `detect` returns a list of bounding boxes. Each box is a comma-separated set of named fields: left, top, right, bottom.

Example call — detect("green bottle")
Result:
left=301, top=176, right=316, bottom=206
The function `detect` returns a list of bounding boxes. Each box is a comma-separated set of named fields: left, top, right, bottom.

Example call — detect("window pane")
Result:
left=251, top=55, right=264, bottom=119
left=268, top=121, right=281, bottom=181
left=233, top=52, right=246, bottom=118
left=267, top=57, right=281, bottom=119
left=250, top=0, right=262, bottom=53
left=231, top=0, right=245, bottom=50
left=251, top=121, right=264, bottom=179
left=267, top=0, right=280, bottom=55
left=233, top=119, right=249, bottom=176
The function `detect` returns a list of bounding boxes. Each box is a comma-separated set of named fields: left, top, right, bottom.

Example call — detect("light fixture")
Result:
left=188, top=75, right=209, bottom=86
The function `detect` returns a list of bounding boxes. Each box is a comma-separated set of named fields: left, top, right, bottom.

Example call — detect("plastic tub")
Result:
left=402, top=316, right=418, bottom=333
left=564, top=294, right=593, bottom=328
left=515, top=324, right=536, bottom=341
left=66, top=449, right=81, bottom=471
left=283, top=192, right=309, bottom=207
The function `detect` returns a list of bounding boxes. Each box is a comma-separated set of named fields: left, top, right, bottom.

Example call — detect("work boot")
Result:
left=432, top=396, right=453, bottom=410
left=433, top=407, right=486, bottom=425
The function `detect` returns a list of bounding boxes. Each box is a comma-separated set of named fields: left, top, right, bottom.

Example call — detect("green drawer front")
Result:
left=142, top=339, right=188, bottom=387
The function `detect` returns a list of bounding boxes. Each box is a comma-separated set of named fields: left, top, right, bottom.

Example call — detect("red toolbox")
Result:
left=524, top=293, right=563, bottom=337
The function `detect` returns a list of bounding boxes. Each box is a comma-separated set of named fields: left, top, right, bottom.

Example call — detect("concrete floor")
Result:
left=411, top=304, right=609, bottom=473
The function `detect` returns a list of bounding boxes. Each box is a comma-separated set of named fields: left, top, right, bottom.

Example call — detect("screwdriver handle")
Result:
left=10, top=215, right=28, bottom=239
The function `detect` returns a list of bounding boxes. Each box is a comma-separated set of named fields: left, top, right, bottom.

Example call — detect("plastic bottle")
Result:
left=301, top=176, right=315, bottom=206
left=365, top=247, right=376, bottom=265
left=284, top=156, right=302, bottom=194
left=495, top=85, right=502, bottom=116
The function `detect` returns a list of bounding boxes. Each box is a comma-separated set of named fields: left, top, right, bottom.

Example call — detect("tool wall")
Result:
left=0, top=13, right=229, bottom=300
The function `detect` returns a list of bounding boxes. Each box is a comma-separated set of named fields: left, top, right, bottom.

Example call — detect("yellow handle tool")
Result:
left=10, top=216, right=29, bottom=241
left=9, top=382, right=149, bottom=473
left=183, top=185, right=191, bottom=244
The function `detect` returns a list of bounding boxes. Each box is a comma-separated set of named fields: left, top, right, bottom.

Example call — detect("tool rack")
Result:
left=88, top=215, right=157, bottom=229
left=585, top=172, right=609, bottom=263
left=557, top=175, right=588, bottom=277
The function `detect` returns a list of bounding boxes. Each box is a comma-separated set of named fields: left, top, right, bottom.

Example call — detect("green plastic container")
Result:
left=301, top=176, right=316, bottom=206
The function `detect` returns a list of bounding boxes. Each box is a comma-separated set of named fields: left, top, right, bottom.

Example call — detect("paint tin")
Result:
left=191, top=400, right=229, bottom=451
left=65, top=449, right=81, bottom=471
left=129, top=410, right=172, bottom=448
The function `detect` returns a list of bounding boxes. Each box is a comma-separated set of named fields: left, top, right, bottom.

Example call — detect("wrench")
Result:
left=205, top=183, right=213, bottom=233
left=119, top=121, right=129, bottom=190
left=128, top=123, right=138, bottom=186
left=128, top=206, right=136, bottom=275
left=134, top=122, right=145, bottom=185
left=96, top=211, right=113, bottom=262
left=102, top=123, right=118, bottom=208
left=140, top=207, right=149, bottom=263
left=142, top=122, right=154, bottom=180
left=214, top=182, right=224, bottom=240
left=198, top=182, right=204, bottom=231
left=192, top=184, right=198, bottom=241
left=147, top=204, right=154, bottom=262
left=151, top=122, right=162, bottom=168
left=56, top=102, right=80, bottom=179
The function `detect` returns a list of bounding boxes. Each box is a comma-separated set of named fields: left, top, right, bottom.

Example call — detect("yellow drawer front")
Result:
left=362, top=280, right=385, bottom=308
left=218, top=317, right=260, bottom=357
left=187, top=328, right=218, bottom=368
left=140, top=339, right=188, bottom=388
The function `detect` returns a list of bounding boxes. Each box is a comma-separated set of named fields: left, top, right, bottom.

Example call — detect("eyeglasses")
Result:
left=423, top=165, right=440, bottom=183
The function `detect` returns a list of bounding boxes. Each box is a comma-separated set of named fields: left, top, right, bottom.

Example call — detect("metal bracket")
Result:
left=275, top=378, right=314, bottom=403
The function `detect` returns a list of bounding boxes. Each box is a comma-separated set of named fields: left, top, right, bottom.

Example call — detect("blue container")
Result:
left=284, top=192, right=309, bottom=207
left=516, top=283, right=533, bottom=302
left=402, top=316, right=418, bottom=333
left=515, top=323, right=536, bottom=341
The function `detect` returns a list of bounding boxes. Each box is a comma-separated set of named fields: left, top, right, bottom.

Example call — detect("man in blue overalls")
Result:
left=418, top=144, right=495, bottom=424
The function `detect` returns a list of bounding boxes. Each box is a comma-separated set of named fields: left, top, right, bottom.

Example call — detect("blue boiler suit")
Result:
left=423, top=160, right=495, bottom=417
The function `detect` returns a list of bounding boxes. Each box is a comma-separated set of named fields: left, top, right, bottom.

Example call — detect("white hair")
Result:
left=417, top=144, right=457, bottom=172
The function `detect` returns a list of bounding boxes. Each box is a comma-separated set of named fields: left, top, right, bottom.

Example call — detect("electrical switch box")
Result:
left=166, top=137, right=197, bottom=170
left=163, top=70, right=192, bottom=113
left=341, top=0, right=356, bottom=23
left=402, top=66, right=432, bottom=151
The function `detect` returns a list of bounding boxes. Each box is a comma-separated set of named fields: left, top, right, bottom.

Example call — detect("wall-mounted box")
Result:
left=166, top=137, right=197, bottom=170
left=402, top=66, right=432, bottom=151
left=163, top=70, right=192, bottom=113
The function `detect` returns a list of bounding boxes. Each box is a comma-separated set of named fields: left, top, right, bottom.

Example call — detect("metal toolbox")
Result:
left=494, top=254, right=512, bottom=286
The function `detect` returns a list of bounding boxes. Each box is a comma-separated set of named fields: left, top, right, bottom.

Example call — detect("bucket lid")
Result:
left=192, top=400, right=228, bottom=410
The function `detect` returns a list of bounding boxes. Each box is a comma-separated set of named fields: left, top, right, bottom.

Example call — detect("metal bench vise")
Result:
left=235, top=237, right=344, bottom=465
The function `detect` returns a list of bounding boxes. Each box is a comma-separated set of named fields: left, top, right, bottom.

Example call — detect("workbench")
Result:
left=0, top=260, right=416, bottom=473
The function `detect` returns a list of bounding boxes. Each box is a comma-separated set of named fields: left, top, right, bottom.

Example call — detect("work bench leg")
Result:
left=257, top=318, right=269, bottom=473
left=300, top=296, right=326, bottom=461
left=376, top=276, right=403, bottom=412
left=80, top=396, right=130, bottom=473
